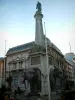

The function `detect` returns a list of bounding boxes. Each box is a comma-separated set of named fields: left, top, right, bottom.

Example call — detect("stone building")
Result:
left=65, top=53, right=75, bottom=65
left=0, top=57, right=4, bottom=87
left=5, top=2, right=74, bottom=96
left=65, top=52, right=75, bottom=87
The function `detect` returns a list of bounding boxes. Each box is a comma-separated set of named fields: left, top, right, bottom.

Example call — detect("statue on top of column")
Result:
left=36, top=1, right=42, bottom=12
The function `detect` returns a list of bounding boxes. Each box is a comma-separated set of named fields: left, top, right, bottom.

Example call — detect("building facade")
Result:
left=65, top=53, right=75, bottom=87
left=0, top=57, right=4, bottom=88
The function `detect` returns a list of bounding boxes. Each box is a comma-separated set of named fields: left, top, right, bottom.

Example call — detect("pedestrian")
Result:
left=17, top=86, right=20, bottom=95
left=0, top=85, right=6, bottom=100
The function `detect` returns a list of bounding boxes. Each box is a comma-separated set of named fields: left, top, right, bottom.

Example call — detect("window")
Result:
left=60, top=63, right=63, bottom=69
left=13, top=56, right=16, bottom=59
left=17, top=57, right=19, bottom=60
left=53, top=52, right=55, bottom=57
left=31, top=56, right=40, bottom=65
left=48, top=57, right=52, bottom=65
left=19, top=62, right=23, bottom=68
left=57, top=60, right=59, bottom=66
left=21, top=54, right=23, bottom=58
left=13, top=63, right=16, bottom=69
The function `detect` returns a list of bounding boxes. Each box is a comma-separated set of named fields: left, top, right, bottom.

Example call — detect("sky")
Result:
left=0, top=0, right=75, bottom=57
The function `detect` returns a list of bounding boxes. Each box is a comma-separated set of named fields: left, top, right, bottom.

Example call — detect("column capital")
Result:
left=34, top=11, right=43, bottom=19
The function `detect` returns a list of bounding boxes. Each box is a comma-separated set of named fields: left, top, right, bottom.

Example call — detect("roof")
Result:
left=47, top=38, right=63, bottom=55
left=65, top=58, right=73, bottom=66
left=73, top=55, right=75, bottom=60
left=65, top=52, right=74, bottom=55
left=51, top=43, right=63, bottom=55
left=7, top=38, right=63, bottom=56
left=7, top=41, right=35, bottom=55
left=44, top=35, right=63, bottom=55
left=64, top=53, right=75, bottom=65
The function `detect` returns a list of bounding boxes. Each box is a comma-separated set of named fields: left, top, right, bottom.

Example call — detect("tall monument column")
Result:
left=34, top=1, right=44, bottom=46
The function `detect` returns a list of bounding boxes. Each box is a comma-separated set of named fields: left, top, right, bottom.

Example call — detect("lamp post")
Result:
left=44, top=22, right=51, bottom=100
left=69, top=42, right=71, bottom=53
left=4, top=40, right=7, bottom=84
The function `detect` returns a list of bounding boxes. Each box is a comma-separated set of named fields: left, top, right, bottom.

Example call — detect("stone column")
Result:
left=40, top=55, right=45, bottom=95
left=34, top=11, right=44, bottom=46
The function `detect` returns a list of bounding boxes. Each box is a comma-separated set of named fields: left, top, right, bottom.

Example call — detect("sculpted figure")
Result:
left=36, top=1, right=42, bottom=12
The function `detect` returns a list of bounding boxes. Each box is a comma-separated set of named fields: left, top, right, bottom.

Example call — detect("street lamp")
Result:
left=4, top=40, right=7, bottom=84
left=44, top=22, right=51, bottom=100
